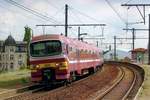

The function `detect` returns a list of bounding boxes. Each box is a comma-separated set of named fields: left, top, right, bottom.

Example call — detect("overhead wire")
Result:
left=45, top=0, right=60, bottom=10
left=104, top=0, right=126, bottom=24
left=51, top=6, right=64, bottom=17
left=0, top=2, right=47, bottom=23
left=4, top=0, right=61, bottom=24
left=69, top=6, right=106, bottom=38
left=69, top=6, right=103, bottom=23
left=69, top=8, right=83, bottom=23
left=125, top=0, right=134, bottom=4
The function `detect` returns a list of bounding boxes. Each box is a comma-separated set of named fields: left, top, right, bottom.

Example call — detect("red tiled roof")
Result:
left=131, top=48, right=147, bottom=52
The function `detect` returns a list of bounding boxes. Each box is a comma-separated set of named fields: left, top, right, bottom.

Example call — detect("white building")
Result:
left=0, top=35, right=27, bottom=71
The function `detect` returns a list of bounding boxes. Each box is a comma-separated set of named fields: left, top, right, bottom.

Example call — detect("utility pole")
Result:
left=109, top=45, right=111, bottom=51
left=123, top=28, right=149, bottom=51
left=65, top=4, right=68, bottom=37
left=42, top=26, right=45, bottom=35
left=148, top=14, right=150, bottom=64
left=132, top=28, right=135, bottom=50
left=96, top=41, right=99, bottom=47
left=37, top=4, right=106, bottom=38
left=78, top=27, right=80, bottom=40
left=114, top=36, right=116, bottom=61
left=121, top=4, right=150, bottom=24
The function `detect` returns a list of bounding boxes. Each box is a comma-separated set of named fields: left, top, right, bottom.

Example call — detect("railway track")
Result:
left=0, top=84, right=47, bottom=100
left=91, top=66, right=137, bottom=100
left=3, top=62, right=144, bottom=100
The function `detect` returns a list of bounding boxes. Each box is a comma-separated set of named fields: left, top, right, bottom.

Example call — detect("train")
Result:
left=29, top=34, right=104, bottom=84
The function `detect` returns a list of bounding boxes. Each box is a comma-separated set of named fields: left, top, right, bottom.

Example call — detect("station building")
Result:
left=131, top=48, right=148, bottom=64
left=0, top=35, right=27, bottom=71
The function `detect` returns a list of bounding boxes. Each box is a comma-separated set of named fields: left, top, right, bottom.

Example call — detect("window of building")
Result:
left=3, top=55, right=5, bottom=60
left=18, top=61, right=23, bottom=66
left=10, top=55, right=14, bottom=60
left=10, top=48, right=14, bottom=52
left=10, top=63, right=14, bottom=69
left=6, top=63, right=8, bottom=69
left=2, top=63, right=5, bottom=68
left=19, top=54, right=22, bottom=59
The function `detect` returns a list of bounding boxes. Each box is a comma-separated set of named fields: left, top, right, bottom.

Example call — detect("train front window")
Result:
left=30, top=40, right=62, bottom=57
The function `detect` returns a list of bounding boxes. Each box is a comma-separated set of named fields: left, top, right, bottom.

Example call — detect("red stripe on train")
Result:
left=30, top=58, right=66, bottom=65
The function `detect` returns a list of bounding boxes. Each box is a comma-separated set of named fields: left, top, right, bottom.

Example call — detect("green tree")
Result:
left=23, top=26, right=31, bottom=44
left=23, top=26, right=32, bottom=65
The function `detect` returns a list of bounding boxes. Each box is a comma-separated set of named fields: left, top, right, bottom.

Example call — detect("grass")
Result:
left=0, top=69, right=31, bottom=89
left=137, top=65, right=150, bottom=100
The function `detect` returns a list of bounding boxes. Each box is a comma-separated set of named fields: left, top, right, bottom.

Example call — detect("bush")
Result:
left=21, top=77, right=28, bottom=83
left=123, top=57, right=131, bottom=62
left=19, top=66, right=26, bottom=70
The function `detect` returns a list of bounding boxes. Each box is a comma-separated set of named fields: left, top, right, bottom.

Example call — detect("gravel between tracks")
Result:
left=101, top=67, right=135, bottom=100
left=6, top=64, right=120, bottom=100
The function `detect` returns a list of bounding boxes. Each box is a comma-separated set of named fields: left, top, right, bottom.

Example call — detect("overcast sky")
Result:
left=0, top=0, right=150, bottom=51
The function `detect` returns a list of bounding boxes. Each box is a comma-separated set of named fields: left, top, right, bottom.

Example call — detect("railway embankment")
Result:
left=136, top=64, right=150, bottom=100
left=0, top=69, right=31, bottom=98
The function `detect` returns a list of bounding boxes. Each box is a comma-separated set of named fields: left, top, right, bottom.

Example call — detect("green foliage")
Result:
left=23, top=26, right=31, bottom=45
left=19, top=66, right=26, bottom=70
left=0, top=69, right=30, bottom=88
left=23, top=26, right=32, bottom=65
left=21, top=77, right=28, bottom=83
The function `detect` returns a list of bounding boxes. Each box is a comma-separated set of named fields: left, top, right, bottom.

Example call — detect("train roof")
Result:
left=31, top=34, right=102, bottom=52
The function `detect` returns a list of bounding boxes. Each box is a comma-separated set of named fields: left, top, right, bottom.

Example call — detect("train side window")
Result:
left=62, top=43, right=69, bottom=54
left=76, top=49, right=80, bottom=57
left=80, top=49, right=83, bottom=54
left=66, top=44, right=69, bottom=54
left=89, top=51, right=91, bottom=54
left=99, top=52, right=103, bottom=57
left=92, top=52, right=94, bottom=54
left=69, top=46, right=72, bottom=51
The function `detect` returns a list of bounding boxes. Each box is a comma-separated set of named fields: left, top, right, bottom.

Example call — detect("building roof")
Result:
left=131, top=48, right=147, bottom=52
left=4, top=35, right=16, bottom=46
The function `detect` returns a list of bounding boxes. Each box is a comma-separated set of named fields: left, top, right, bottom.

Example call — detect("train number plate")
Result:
left=45, top=64, right=50, bottom=67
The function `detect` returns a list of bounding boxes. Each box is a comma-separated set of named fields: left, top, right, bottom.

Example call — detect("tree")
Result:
left=23, top=26, right=31, bottom=45
left=23, top=26, right=32, bottom=65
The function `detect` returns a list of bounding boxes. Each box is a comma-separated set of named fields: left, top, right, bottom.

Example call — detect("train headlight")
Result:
left=36, top=65, right=40, bottom=69
left=30, top=65, right=40, bottom=69
left=56, top=62, right=68, bottom=67
left=61, top=62, right=68, bottom=67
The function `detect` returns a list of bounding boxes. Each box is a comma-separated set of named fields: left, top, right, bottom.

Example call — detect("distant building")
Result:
left=131, top=48, right=148, bottom=64
left=0, top=35, right=27, bottom=71
left=104, top=49, right=131, bottom=60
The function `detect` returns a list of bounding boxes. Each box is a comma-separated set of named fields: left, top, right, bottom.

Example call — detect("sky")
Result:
left=0, top=0, right=150, bottom=51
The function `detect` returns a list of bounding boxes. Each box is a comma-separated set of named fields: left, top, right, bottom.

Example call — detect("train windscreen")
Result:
left=30, top=40, right=62, bottom=57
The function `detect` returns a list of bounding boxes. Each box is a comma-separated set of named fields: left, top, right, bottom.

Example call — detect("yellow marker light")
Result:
left=36, top=65, right=40, bottom=69
left=62, top=62, right=68, bottom=67
left=58, top=61, right=68, bottom=70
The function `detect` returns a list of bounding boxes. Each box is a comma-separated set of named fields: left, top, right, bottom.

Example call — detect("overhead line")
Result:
left=45, top=0, right=60, bottom=10
left=70, top=6, right=103, bottom=23
left=125, top=0, right=134, bottom=4
left=0, top=3, right=47, bottom=22
left=122, top=4, right=150, bottom=6
left=105, top=0, right=126, bottom=24
left=69, top=9, right=83, bottom=23
left=36, top=24, right=106, bottom=27
left=5, top=0, right=60, bottom=24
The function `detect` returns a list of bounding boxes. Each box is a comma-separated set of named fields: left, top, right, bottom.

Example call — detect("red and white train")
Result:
left=29, top=34, right=104, bottom=84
